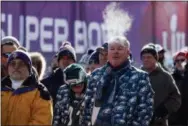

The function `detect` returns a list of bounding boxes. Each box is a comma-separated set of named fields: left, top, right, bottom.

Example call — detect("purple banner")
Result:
left=1, top=1, right=187, bottom=66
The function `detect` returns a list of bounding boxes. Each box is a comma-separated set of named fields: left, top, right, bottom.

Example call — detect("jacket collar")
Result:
left=149, top=65, right=163, bottom=76
left=1, top=75, right=38, bottom=95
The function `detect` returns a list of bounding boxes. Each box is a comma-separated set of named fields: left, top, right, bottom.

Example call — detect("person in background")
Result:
left=79, top=49, right=94, bottom=74
left=41, top=41, right=76, bottom=107
left=169, top=51, right=188, bottom=126
left=53, top=63, right=88, bottom=126
left=140, top=43, right=181, bottom=126
left=97, top=43, right=108, bottom=66
left=172, top=51, right=186, bottom=89
left=88, top=50, right=101, bottom=73
left=1, top=36, right=20, bottom=79
left=180, top=51, right=188, bottom=126
left=30, top=52, right=47, bottom=80
left=1, top=50, right=53, bottom=125
left=82, top=36, right=154, bottom=126
left=155, top=44, right=169, bottom=71
left=18, top=46, right=27, bottom=52
left=51, top=53, right=59, bottom=71
left=169, top=50, right=187, bottom=125
left=44, top=53, right=59, bottom=79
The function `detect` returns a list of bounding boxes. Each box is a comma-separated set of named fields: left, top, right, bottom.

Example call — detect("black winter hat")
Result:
left=140, top=43, right=158, bottom=60
left=88, top=51, right=100, bottom=65
left=57, top=41, right=76, bottom=62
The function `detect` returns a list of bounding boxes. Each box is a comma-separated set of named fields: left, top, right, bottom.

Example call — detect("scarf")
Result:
left=95, top=60, right=131, bottom=124
left=10, top=78, right=24, bottom=90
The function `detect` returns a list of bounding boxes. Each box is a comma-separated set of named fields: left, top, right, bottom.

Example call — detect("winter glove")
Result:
left=154, top=104, right=168, bottom=118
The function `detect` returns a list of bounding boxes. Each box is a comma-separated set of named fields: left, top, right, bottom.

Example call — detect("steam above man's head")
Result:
left=103, top=2, right=133, bottom=41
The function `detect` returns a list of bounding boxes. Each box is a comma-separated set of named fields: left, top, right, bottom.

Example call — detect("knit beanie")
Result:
left=1, top=36, right=20, bottom=48
left=140, top=43, right=158, bottom=60
left=57, top=41, right=76, bottom=62
left=7, top=50, right=32, bottom=73
left=79, top=49, right=94, bottom=65
left=155, top=44, right=165, bottom=53
left=88, top=51, right=100, bottom=65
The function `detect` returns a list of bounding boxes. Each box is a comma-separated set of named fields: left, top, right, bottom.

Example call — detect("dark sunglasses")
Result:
left=175, top=59, right=185, bottom=63
left=2, top=52, right=12, bottom=58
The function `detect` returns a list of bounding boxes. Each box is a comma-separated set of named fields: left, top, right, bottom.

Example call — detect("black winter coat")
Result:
left=41, top=68, right=64, bottom=106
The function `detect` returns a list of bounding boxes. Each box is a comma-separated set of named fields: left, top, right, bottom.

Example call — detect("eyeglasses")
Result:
left=9, top=60, right=26, bottom=68
left=2, top=52, right=12, bottom=58
left=175, top=59, right=185, bottom=63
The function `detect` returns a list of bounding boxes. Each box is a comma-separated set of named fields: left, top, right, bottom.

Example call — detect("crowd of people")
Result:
left=1, top=35, right=188, bottom=126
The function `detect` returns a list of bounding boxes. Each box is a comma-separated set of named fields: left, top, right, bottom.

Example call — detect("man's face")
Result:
left=8, top=59, right=30, bottom=80
left=1, top=44, right=17, bottom=66
left=108, top=42, right=129, bottom=67
left=58, top=56, right=74, bottom=69
left=141, top=53, right=157, bottom=70
left=174, top=55, right=186, bottom=71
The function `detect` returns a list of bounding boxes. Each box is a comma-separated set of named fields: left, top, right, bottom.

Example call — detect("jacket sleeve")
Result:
left=164, top=73, right=181, bottom=114
left=133, top=73, right=154, bottom=126
left=28, top=90, right=53, bottom=125
left=53, top=85, right=70, bottom=126
left=53, top=87, right=63, bottom=125
left=81, top=76, right=96, bottom=126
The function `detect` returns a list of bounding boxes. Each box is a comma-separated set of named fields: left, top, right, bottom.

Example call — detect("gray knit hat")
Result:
left=1, top=36, right=20, bottom=47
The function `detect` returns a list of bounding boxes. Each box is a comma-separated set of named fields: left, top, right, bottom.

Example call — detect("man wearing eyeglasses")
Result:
left=172, top=51, right=186, bottom=89
left=169, top=51, right=187, bottom=125
left=1, top=36, right=20, bottom=79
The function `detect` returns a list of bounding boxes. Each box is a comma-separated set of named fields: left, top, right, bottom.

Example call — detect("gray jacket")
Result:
left=148, top=66, right=181, bottom=126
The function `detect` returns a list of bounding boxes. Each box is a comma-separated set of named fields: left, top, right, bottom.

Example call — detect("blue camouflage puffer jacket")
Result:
left=53, top=84, right=85, bottom=126
left=53, top=84, right=71, bottom=125
left=81, top=61, right=154, bottom=126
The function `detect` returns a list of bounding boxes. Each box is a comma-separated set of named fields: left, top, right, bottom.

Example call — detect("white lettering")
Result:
left=54, top=18, right=68, bottom=52
left=26, top=16, right=39, bottom=51
left=19, top=15, right=24, bottom=45
left=74, top=20, right=87, bottom=53
left=162, top=31, right=168, bottom=50
left=40, top=17, right=53, bottom=52
left=88, top=22, right=102, bottom=50
left=7, top=14, right=12, bottom=36
left=1, top=13, right=6, bottom=38
left=176, top=32, right=182, bottom=51
left=162, top=14, right=185, bottom=55
left=181, top=33, right=185, bottom=48
left=170, top=14, right=177, bottom=54
left=101, top=23, right=108, bottom=43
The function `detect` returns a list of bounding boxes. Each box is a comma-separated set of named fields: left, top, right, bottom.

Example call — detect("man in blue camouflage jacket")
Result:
left=81, top=36, right=155, bottom=126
